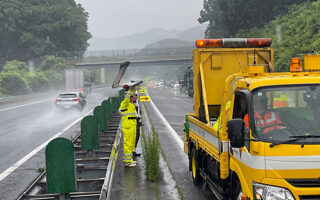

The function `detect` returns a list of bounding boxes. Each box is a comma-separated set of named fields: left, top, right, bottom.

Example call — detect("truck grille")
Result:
left=287, top=179, right=320, bottom=188
left=299, top=195, right=320, bottom=200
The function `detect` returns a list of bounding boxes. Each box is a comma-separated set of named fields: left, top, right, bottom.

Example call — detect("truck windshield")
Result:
left=251, top=85, right=320, bottom=144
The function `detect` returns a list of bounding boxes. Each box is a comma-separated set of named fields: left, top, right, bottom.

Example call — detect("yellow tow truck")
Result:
left=184, top=38, right=320, bottom=200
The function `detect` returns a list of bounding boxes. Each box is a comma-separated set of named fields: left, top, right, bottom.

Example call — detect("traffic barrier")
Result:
left=93, top=106, right=107, bottom=131
left=119, top=89, right=125, bottom=101
left=111, top=97, right=119, bottom=113
left=45, top=138, right=76, bottom=194
left=81, top=115, right=99, bottom=150
left=19, top=92, right=122, bottom=199
left=101, top=98, right=112, bottom=120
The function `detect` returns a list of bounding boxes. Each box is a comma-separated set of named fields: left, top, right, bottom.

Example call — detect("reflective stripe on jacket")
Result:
left=120, top=97, right=137, bottom=129
left=244, top=110, right=283, bottom=133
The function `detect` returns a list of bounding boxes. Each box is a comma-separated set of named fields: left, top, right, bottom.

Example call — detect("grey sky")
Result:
left=75, top=0, right=204, bottom=39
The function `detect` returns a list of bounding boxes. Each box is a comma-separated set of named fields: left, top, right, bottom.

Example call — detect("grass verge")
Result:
left=143, top=102, right=184, bottom=200
left=141, top=104, right=160, bottom=181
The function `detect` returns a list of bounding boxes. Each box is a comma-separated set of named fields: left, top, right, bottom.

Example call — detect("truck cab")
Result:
left=184, top=38, right=320, bottom=200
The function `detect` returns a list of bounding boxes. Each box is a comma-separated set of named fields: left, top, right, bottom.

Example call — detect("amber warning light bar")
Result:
left=196, top=38, right=272, bottom=48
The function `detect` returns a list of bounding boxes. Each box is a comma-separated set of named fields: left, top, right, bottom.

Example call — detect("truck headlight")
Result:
left=253, top=182, right=295, bottom=200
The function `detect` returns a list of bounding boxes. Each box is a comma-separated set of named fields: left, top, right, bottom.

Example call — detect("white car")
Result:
left=55, top=91, right=86, bottom=111
left=173, top=83, right=180, bottom=91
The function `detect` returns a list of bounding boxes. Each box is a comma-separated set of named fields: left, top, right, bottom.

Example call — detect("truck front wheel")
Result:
left=234, top=180, right=243, bottom=200
left=191, top=148, right=201, bottom=185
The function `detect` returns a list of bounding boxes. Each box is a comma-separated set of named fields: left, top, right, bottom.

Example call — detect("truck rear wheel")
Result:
left=191, top=148, right=201, bottom=185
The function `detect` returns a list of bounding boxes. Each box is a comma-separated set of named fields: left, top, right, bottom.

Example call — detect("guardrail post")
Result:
left=111, top=97, right=119, bottom=113
left=119, top=89, right=125, bottom=101
left=93, top=106, right=107, bottom=131
left=46, top=138, right=76, bottom=194
left=81, top=116, right=99, bottom=150
left=102, top=99, right=112, bottom=120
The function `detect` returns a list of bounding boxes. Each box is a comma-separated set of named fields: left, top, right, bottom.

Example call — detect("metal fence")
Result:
left=56, top=47, right=192, bottom=64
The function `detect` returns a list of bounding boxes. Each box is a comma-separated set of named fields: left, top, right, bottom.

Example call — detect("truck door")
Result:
left=232, top=91, right=250, bottom=150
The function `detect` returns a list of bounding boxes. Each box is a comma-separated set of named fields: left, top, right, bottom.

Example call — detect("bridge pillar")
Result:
left=101, top=68, right=105, bottom=83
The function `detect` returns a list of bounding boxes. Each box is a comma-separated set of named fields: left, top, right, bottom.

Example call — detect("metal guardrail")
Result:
left=17, top=114, right=122, bottom=200
left=62, top=48, right=193, bottom=66
left=100, top=123, right=122, bottom=200
left=0, top=92, right=58, bottom=106
left=0, top=94, right=36, bottom=103
left=57, top=47, right=193, bottom=59
left=0, top=86, right=109, bottom=106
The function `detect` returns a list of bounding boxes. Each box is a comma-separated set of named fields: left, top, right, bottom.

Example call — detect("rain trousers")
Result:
left=120, top=97, right=137, bottom=164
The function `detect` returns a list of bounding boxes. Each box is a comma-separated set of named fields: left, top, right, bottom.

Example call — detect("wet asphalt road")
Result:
left=0, top=87, right=119, bottom=199
left=146, top=87, right=214, bottom=200
left=0, top=86, right=215, bottom=199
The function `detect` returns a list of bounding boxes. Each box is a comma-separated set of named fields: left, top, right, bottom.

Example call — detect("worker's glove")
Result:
left=125, top=91, right=134, bottom=98
left=139, top=122, right=144, bottom=126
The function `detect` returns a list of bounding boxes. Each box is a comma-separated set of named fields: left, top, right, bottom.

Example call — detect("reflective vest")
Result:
left=273, top=94, right=288, bottom=108
left=244, top=110, right=283, bottom=133
left=213, top=101, right=231, bottom=131
left=120, top=98, right=137, bottom=129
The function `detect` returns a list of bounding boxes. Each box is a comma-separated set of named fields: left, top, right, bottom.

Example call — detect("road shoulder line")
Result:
left=0, top=109, right=93, bottom=182
left=148, top=93, right=184, bottom=150
left=0, top=99, right=51, bottom=112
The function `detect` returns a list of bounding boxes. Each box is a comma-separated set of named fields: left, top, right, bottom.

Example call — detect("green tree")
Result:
left=40, top=56, right=72, bottom=72
left=26, top=71, right=49, bottom=92
left=2, top=60, right=30, bottom=75
left=0, top=71, right=30, bottom=95
left=237, top=0, right=320, bottom=71
left=199, top=0, right=314, bottom=38
left=0, top=0, right=91, bottom=64
left=90, top=69, right=101, bottom=85
left=44, top=70, right=64, bottom=89
left=40, top=56, right=72, bottom=89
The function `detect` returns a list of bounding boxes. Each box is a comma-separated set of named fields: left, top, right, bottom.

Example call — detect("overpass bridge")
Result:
left=62, top=47, right=193, bottom=69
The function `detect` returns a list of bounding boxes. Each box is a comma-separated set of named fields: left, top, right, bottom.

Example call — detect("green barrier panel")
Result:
left=101, top=99, right=112, bottom=120
left=118, top=95, right=122, bottom=106
left=46, top=138, right=76, bottom=194
left=116, top=96, right=120, bottom=107
left=81, top=115, right=99, bottom=150
left=111, top=97, right=118, bottom=113
left=119, top=89, right=125, bottom=101
left=93, top=105, right=107, bottom=131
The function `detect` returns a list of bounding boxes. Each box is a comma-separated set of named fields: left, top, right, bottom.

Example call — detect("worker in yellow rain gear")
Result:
left=120, top=91, right=138, bottom=168
left=213, top=101, right=231, bottom=132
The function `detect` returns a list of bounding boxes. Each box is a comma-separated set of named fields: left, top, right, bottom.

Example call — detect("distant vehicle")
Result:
left=173, top=83, right=180, bottom=91
left=55, top=91, right=86, bottom=111
left=65, top=69, right=92, bottom=94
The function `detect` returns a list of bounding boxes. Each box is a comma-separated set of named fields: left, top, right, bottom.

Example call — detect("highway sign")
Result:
left=139, top=89, right=146, bottom=93
left=140, top=96, right=150, bottom=102
left=140, top=86, right=145, bottom=90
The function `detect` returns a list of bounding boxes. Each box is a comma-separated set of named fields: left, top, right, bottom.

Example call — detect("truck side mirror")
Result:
left=227, top=119, right=245, bottom=148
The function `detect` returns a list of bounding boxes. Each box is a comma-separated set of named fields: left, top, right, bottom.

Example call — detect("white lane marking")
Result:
left=0, top=99, right=51, bottom=112
left=148, top=93, right=184, bottom=150
left=0, top=109, right=93, bottom=182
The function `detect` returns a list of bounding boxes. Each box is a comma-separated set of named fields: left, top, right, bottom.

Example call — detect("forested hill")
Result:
left=237, top=1, right=320, bottom=72
left=0, top=0, right=91, bottom=64
left=199, top=0, right=320, bottom=72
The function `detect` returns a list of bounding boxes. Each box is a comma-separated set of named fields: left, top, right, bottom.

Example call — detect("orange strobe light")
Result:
left=196, top=38, right=272, bottom=48
left=290, top=57, right=302, bottom=72
left=196, top=39, right=223, bottom=48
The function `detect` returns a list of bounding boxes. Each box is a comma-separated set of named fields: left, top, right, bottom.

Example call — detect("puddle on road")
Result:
left=140, top=102, right=181, bottom=200
left=157, top=153, right=181, bottom=200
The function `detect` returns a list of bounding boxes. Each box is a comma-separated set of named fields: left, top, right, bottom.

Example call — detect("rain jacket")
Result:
left=120, top=96, right=137, bottom=164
